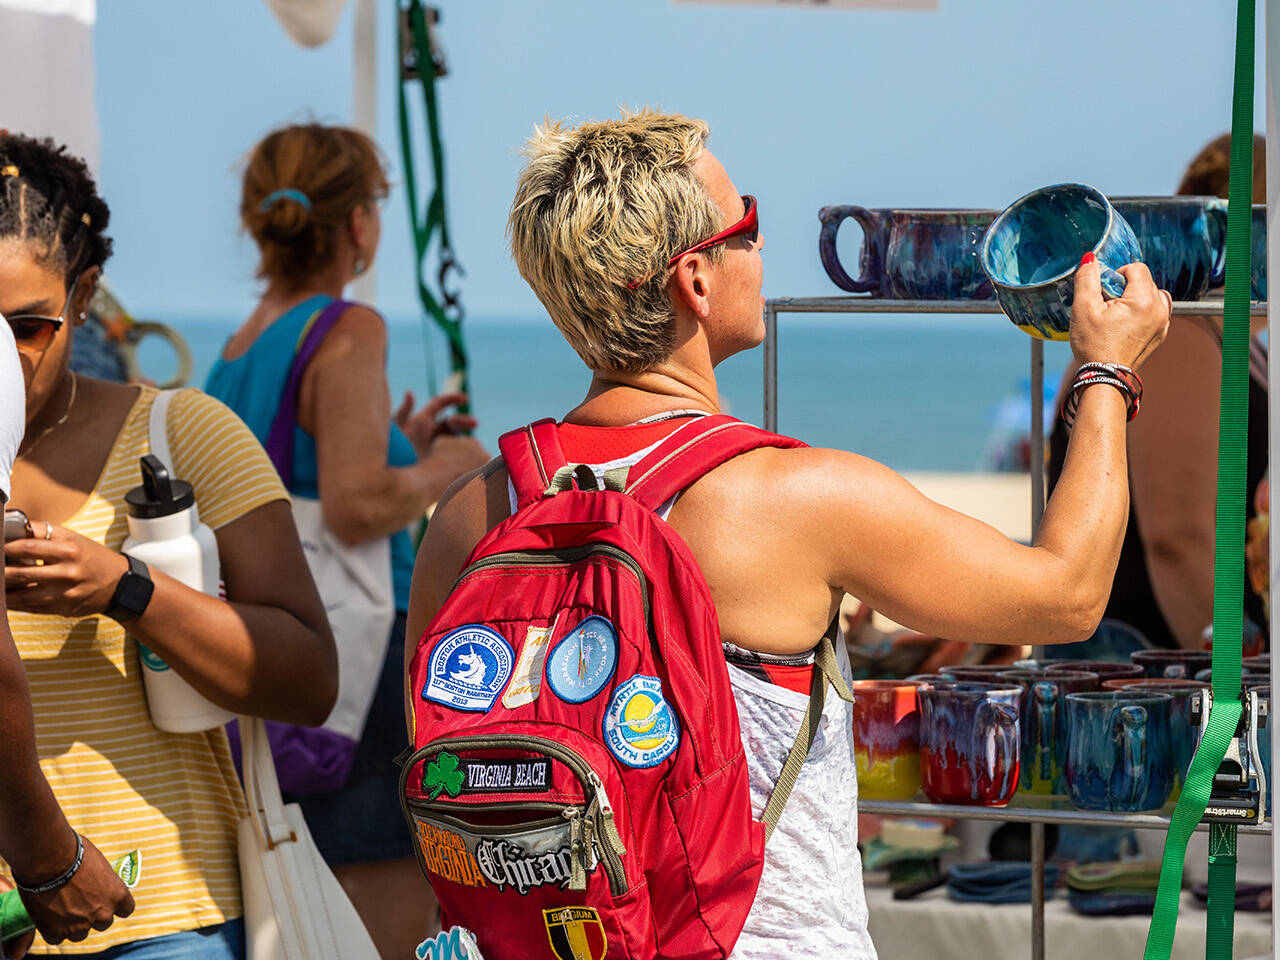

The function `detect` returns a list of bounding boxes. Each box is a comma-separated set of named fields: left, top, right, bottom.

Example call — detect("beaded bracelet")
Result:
left=14, top=833, right=85, bottom=896
left=1061, top=362, right=1142, bottom=428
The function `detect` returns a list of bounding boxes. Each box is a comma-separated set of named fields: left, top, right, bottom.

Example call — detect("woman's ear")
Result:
left=70, top=266, right=101, bottom=326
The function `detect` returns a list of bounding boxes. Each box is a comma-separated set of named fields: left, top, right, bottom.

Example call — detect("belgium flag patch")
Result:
left=542, top=906, right=607, bottom=960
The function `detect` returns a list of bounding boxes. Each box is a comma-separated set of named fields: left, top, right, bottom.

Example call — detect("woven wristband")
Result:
left=15, top=833, right=84, bottom=896
left=1062, top=374, right=1138, bottom=427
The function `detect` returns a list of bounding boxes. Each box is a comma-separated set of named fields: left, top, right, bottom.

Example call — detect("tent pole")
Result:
left=351, top=0, right=377, bottom=305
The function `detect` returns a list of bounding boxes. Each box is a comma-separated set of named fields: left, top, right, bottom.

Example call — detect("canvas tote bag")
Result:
left=238, top=715, right=379, bottom=959
left=229, top=298, right=395, bottom=792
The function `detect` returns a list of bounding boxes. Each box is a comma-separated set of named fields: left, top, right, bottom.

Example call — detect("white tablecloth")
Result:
left=866, top=882, right=1272, bottom=960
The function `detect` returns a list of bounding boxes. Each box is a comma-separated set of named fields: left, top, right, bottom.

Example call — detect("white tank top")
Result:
left=507, top=429, right=878, bottom=960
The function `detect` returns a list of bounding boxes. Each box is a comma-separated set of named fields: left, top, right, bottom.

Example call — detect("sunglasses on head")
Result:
left=626, top=194, right=759, bottom=290
left=5, top=279, right=78, bottom=355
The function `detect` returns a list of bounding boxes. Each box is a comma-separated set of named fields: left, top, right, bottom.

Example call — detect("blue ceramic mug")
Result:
left=1064, top=690, right=1174, bottom=812
left=1253, top=686, right=1270, bottom=816
left=917, top=681, right=1021, bottom=806
left=980, top=183, right=1142, bottom=341
left=1252, top=204, right=1267, bottom=301
left=1000, top=669, right=1097, bottom=796
left=818, top=207, right=997, bottom=299
left=1111, top=197, right=1227, bottom=301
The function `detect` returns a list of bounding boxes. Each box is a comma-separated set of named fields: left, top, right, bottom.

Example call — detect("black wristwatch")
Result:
left=105, top=554, right=154, bottom=623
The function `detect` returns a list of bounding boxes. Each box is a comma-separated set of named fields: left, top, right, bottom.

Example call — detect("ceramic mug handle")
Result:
left=1032, top=681, right=1058, bottom=786
left=1114, top=704, right=1149, bottom=810
left=1163, top=663, right=1188, bottom=680
left=819, top=206, right=885, bottom=294
left=1097, top=261, right=1128, bottom=301
left=1207, top=199, right=1229, bottom=286
left=974, top=700, right=1019, bottom=798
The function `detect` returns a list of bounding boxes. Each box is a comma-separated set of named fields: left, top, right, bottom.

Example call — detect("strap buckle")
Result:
left=398, top=4, right=448, bottom=81
left=1189, top=688, right=1268, bottom=824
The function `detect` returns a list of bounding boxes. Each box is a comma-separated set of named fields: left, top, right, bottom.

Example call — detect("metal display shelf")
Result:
left=858, top=797, right=1271, bottom=835
left=761, top=293, right=1271, bottom=960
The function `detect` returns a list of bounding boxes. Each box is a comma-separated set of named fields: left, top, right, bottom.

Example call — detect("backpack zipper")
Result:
left=410, top=734, right=629, bottom=895
left=452, top=544, right=653, bottom=641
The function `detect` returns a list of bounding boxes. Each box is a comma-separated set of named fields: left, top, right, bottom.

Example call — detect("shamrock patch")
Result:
left=423, top=751, right=465, bottom=799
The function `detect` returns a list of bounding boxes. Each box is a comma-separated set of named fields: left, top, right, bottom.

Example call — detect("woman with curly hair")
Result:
left=0, top=133, right=337, bottom=958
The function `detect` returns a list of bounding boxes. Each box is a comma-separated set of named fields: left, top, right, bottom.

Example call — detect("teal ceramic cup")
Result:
left=1064, top=690, right=1174, bottom=812
left=1111, top=197, right=1227, bottom=301
left=980, top=183, right=1142, bottom=341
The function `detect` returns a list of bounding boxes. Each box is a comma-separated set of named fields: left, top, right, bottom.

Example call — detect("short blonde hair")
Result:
left=508, top=110, right=724, bottom=372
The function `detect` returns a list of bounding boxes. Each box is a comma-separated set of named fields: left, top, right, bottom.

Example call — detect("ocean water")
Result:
left=142, top=314, right=1071, bottom=472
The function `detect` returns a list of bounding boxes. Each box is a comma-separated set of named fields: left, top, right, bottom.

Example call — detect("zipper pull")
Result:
left=587, top=770, right=628, bottom=857
left=562, top=807, right=588, bottom=891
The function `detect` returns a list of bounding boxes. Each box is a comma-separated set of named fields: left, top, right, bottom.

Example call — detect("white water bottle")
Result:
left=122, top=453, right=235, bottom=733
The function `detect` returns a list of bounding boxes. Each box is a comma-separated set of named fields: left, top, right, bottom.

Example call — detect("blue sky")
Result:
left=94, top=0, right=1266, bottom=324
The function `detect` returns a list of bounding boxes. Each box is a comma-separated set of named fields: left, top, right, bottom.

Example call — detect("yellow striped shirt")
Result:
left=4, top=386, right=288, bottom=954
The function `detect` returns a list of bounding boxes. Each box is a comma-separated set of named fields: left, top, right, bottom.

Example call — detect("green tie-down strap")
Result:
left=1143, top=0, right=1254, bottom=956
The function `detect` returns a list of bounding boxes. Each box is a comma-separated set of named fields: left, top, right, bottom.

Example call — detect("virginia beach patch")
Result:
left=461, top=757, right=552, bottom=793
left=424, top=625, right=514, bottom=712
left=544, top=906, right=607, bottom=960
left=545, top=615, right=619, bottom=704
left=603, top=674, right=681, bottom=768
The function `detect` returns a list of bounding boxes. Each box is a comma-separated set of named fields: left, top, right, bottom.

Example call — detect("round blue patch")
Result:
left=423, top=625, right=514, bottom=712
left=602, top=675, right=681, bottom=768
left=545, top=615, right=619, bottom=704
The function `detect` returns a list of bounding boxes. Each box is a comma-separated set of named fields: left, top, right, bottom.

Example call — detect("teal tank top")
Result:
left=206, top=295, right=418, bottom=611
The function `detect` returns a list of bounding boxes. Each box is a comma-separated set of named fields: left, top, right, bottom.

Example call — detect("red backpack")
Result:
left=401, top=416, right=845, bottom=960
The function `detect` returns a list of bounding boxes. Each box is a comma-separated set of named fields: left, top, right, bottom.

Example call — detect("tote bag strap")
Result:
left=148, top=389, right=178, bottom=471
left=240, top=716, right=296, bottom=850
left=264, top=299, right=354, bottom=487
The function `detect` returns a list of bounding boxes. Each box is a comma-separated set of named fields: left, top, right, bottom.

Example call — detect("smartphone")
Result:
left=4, top=509, right=32, bottom=544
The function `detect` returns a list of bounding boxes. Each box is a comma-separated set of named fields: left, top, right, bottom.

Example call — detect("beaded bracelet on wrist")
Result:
left=14, top=832, right=85, bottom=896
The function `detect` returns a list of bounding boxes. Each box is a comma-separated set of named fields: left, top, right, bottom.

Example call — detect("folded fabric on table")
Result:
left=1065, top=860, right=1163, bottom=894
left=1067, top=891, right=1157, bottom=917
left=1190, top=882, right=1272, bottom=912
left=947, top=861, right=1063, bottom=904
left=862, top=834, right=959, bottom=872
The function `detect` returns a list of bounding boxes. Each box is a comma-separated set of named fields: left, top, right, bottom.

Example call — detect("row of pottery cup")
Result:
left=850, top=653, right=1245, bottom=812
left=818, top=189, right=1267, bottom=335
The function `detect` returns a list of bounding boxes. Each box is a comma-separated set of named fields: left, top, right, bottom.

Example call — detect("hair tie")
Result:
left=0, top=165, right=18, bottom=178
left=259, top=188, right=311, bottom=213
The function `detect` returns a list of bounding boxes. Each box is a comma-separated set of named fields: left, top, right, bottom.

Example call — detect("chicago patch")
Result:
left=602, top=674, right=681, bottom=768
left=424, top=625, right=514, bottom=712
left=545, top=615, right=619, bottom=704
left=543, top=906, right=607, bottom=960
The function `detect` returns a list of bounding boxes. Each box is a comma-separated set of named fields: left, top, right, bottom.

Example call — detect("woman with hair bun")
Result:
left=0, top=132, right=337, bottom=958
left=207, top=122, right=487, bottom=959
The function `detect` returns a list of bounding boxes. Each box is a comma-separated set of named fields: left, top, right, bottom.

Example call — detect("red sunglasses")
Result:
left=626, top=195, right=759, bottom=290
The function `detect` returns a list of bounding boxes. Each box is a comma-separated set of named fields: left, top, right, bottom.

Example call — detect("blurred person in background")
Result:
left=1049, top=133, right=1268, bottom=652
left=0, top=134, right=336, bottom=957
left=206, top=122, right=488, bottom=960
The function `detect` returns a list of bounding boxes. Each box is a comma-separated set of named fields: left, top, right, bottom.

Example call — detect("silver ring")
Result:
left=43, top=521, right=53, bottom=540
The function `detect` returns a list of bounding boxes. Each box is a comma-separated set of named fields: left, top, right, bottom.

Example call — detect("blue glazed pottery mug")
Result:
left=1129, top=648, right=1213, bottom=680
left=1064, top=690, right=1174, bottom=812
left=917, top=681, right=1021, bottom=806
left=1111, top=197, right=1227, bottom=301
left=818, top=207, right=997, bottom=299
left=1118, top=680, right=1206, bottom=799
left=999, top=669, right=1097, bottom=796
left=980, top=183, right=1142, bottom=341
left=1252, top=204, right=1267, bottom=301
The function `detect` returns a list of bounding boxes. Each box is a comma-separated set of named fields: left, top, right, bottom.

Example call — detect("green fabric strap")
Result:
left=1143, top=0, right=1254, bottom=957
left=397, top=0, right=469, bottom=409
left=760, top=633, right=854, bottom=841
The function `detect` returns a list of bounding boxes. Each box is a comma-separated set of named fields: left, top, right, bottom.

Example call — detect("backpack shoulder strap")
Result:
left=148, top=388, right=179, bottom=471
left=624, top=415, right=807, bottom=512
left=498, top=419, right=570, bottom=510
left=263, top=298, right=352, bottom=486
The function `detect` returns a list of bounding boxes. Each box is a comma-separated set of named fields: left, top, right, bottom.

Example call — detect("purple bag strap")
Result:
left=263, top=299, right=352, bottom=486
